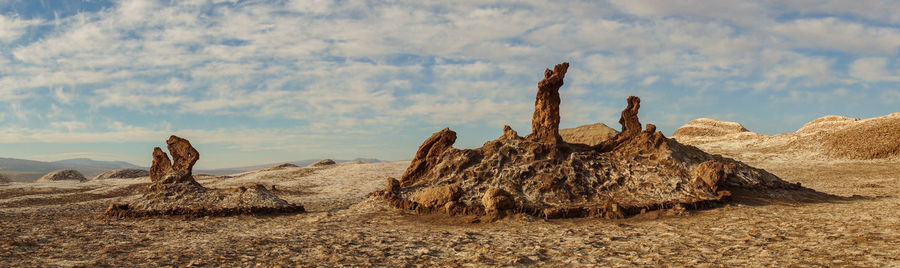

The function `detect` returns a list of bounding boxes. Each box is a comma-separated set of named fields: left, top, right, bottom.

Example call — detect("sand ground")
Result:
left=1, top=158, right=898, bottom=267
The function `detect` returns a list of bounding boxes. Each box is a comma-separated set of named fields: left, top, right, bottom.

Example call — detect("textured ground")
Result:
left=1, top=159, right=898, bottom=266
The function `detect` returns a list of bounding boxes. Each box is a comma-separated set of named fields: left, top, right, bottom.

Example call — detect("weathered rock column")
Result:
left=618, top=96, right=642, bottom=136
left=529, top=62, right=569, bottom=144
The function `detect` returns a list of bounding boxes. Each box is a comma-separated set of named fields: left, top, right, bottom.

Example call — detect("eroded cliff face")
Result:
left=373, top=62, right=824, bottom=221
left=106, top=135, right=304, bottom=218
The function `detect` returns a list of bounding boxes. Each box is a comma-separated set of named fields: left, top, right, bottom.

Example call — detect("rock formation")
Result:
left=310, top=159, right=337, bottom=167
left=106, top=135, right=304, bottom=217
left=92, top=169, right=149, bottom=180
left=371, top=62, right=829, bottom=221
left=528, top=62, right=568, bottom=144
left=0, top=173, right=9, bottom=183
left=37, top=170, right=87, bottom=182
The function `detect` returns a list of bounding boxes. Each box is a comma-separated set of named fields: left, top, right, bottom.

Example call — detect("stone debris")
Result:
left=372, top=62, right=831, bottom=221
left=36, top=170, right=87, bottom=182
left=106, top=135, right=304, bottom=217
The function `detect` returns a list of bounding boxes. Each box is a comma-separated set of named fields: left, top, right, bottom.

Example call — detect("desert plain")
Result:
left=1, top=116, right=898, bottom=266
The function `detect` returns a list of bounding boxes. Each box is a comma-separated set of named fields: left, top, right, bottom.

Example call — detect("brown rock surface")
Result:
left=528, top=62, right=568, bottom=144
left=149, top=147, right=173, bottom=183
left=412, top=185, right=460, bottom=208
left=399, top=128, right=457, bottom=187
left=0, top=173, right=8, bottom=183
left=374, top=62, right=830, bottom=220
left=166, top=135, right=199, bottom=175
left=36, top=170, right=86, bottom=182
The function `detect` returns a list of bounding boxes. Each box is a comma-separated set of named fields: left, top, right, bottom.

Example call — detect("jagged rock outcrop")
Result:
left=372, top=62, right=829, bottom=221
left=310, top=159, right=336, bottom=167
left=528, top=62, right=568, bottom=144
left=37, top=170, right=86, bottom=182
left=399, top=128, right=457, bottom=186
left=106, top=135, right=304, bottom=218
left=92, top=169, right=149, bottom=180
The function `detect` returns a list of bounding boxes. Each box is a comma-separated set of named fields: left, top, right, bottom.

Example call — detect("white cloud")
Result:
left=0, top=15, right=40, bottom=43
left=849, top=57, right=900, bottom=81
left=773, top=18, right=900, bottom=55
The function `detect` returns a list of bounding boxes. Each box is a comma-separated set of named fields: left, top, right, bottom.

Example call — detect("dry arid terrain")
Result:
left=1, top=153, right=898, bottom=266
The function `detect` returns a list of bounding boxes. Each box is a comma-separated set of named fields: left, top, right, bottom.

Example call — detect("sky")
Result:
left=1, top=0, right=899, bottom=169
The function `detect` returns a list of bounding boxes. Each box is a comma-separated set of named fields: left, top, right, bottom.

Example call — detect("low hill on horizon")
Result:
left=0, top=157, right=139, bottom=182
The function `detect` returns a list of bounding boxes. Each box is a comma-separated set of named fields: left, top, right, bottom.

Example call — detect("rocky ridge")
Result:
left=673, top=112, right=900, bottom=161
left=372, top=62, right=828, bottom=221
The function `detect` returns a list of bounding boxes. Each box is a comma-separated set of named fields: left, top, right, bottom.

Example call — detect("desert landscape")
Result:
left=3, top=1, right=900, bottom=266
left=2, top=62, right=898, bottom=267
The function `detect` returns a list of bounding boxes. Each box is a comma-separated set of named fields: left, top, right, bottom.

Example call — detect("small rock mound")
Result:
left=370, top=62, right=826, bottom=221
left=37, top=170, right=86, bottom=182
left=673, top=118, right=749, bottom=137
left=106, top=135, right=304, bottom=218
left=274, top=163, right=299, bottom=168
left=559, top=123, right=618, bottom=146
left=310, top=159, right=336, bottom=167
left=92, top=169, right=149, bottom=180
left=0, top=173, right=9, bottom=183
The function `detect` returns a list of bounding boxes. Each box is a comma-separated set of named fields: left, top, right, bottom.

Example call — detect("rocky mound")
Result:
left=310, top=159, right=336, bottom=167
left=92, top=169, right=149, bottom=180
left=371, top=62, right=823, bottom=221
left=0, top=173, right=8, bottom=183
left=819, top=113, right=900, bottom=160
left=672, top=118, right=749, bottom=137
left=673, top=113, right=900, bottom=161
left=106, top=135, right=304, bottom=217
left=37, top=170, right=86, bottom=182
left=559, top=123, right=618, bottom=146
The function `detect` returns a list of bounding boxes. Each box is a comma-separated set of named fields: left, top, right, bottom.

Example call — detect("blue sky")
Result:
left=1, top=0, right=899, bottom=168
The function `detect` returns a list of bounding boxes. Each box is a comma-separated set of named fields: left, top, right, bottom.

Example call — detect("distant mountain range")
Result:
left=0, top=157, right=384, bottom=181
left=0, top=157, right=141, bottom=182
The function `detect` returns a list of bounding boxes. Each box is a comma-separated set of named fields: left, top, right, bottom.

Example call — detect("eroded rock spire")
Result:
left=149, top=135, right=199, bottom=183
left=619, top=96, right=642, bottom=136
left=529, top=62, right=569, bottom=143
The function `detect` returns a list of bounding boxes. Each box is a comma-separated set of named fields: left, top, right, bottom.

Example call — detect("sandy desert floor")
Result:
left=1, top=157, right=898, bottom=267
